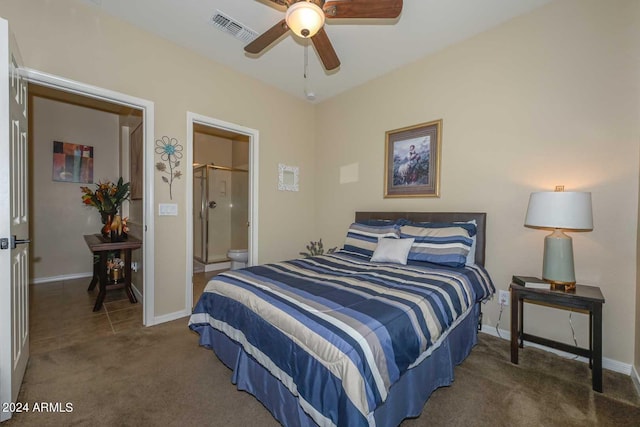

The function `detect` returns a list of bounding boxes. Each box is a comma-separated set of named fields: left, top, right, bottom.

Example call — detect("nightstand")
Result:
left=84, top=234, right=142, bottom=312
left=509, top=281, right=605, bottom=392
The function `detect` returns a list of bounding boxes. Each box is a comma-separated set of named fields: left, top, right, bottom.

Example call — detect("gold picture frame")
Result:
left=384, top=119, right=442, bottom=198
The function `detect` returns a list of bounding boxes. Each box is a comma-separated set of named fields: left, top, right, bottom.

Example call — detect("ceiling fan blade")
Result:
left=244, top=19, right=289, bottom=54
left=264, top=0, right=287, bottom=6
left=311, top=27, right=340, bottom=71
left=324, top=0, right=403, bottom=19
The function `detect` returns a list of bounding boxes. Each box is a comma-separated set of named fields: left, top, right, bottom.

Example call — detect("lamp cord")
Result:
left=569, top=309, right=580, bottom=360
left=569, top=309, right=578, bottom=346
left=495, top=301, right=504, bottom=339
left=496, top=302, right=579, bottom=359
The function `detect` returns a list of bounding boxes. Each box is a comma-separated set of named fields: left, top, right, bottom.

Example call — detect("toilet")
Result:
left=227, top=249, right=248, bottom=270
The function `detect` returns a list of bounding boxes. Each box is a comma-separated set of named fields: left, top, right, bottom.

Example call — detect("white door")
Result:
left=0, top=17, right=29, bottom=422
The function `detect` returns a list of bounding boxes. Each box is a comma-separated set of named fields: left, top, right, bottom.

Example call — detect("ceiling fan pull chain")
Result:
left=304, top=41, right=309, bottom=80
left=303, top=42, right=315, bottom=100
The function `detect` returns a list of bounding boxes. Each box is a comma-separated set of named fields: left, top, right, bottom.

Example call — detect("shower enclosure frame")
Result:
left=193, top=163, right=248, bottom=265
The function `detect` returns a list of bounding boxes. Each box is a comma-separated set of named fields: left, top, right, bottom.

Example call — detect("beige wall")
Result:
left=30, top=96, right=119, bottom=280
left=5, top=0, right=640, bottom=368
left=194, top=133, right=232, bottom=168
left=0, top=0, right=316, bottom=316
left=315, top=0, right=640, bottom=365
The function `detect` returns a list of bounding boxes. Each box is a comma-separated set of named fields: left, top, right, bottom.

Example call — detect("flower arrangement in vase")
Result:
left=80, top=177, right=130, bottom=241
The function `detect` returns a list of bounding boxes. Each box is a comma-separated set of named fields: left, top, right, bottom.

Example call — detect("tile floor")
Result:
left=30, top=269, right=226, bottom=355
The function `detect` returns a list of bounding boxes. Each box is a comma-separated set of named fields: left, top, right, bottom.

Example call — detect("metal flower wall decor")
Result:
left=155, top=136, right=183, bottom=200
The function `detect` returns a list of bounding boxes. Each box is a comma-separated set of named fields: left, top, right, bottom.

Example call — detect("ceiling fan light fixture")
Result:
left=285, top=2, right=325, bottom=38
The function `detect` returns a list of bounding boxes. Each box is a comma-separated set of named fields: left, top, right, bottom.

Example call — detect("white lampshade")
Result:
left=524, top=191, right=593, bottom=289
left=285, top=2, right=325, bottom=38
left=525, top=191, right=593, bottom=230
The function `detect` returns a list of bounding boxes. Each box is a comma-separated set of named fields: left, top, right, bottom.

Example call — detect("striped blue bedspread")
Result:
left=189, top=252, right=494, bottom=426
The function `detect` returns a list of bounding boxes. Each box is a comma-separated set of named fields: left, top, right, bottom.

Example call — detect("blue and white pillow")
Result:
left=409, top=221, right=477, bottom=237
left=456, top=220, right=478, bottom=266
left=400, top=224, right=473, bottom=268
left=343, top=223, right=400, bottom=257
left=357, top=218, right=411, bottom=226
left=411, top=220, right=478, bottom=266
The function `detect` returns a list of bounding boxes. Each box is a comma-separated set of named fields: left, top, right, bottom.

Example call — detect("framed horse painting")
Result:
left=384, top=119, right=442, bottom=198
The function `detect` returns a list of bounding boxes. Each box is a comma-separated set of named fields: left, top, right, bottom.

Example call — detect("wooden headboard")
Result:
left=354, top=212, right=487, bottom=267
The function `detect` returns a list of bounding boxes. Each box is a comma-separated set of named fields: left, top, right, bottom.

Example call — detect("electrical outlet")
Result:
left=498, top=290, right=509, bottom=306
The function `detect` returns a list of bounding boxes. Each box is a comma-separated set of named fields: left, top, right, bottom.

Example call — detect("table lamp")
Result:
left=524, top=188, right=593, bottom=290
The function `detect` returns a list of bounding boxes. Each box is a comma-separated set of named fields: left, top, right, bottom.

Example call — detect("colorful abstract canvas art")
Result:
left=52, top=141, right=94, bottom=183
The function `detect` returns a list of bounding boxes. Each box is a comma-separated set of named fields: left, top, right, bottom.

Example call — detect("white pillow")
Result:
left=370, top=237, right=415, bottom=265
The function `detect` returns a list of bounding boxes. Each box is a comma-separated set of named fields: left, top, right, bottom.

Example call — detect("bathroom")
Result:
left=193, top=124, right=249, bottom=272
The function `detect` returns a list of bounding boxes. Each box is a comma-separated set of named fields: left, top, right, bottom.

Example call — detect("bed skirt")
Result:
left=195, top=303, right=481, bottom=427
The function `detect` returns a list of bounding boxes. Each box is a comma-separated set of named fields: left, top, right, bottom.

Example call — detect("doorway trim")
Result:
left=186, top=112, right=259, bottom=309
left=23, top=68, right=157, bottom=326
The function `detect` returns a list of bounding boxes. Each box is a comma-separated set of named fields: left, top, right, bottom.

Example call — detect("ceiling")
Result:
left=80, top=0, right=552, bottom=103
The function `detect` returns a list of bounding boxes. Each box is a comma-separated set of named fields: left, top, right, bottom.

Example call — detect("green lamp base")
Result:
left=542, top=229, right=576, bottom=290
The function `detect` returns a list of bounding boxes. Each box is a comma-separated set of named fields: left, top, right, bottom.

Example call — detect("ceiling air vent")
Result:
left=211, top=11, right=258, bottom=43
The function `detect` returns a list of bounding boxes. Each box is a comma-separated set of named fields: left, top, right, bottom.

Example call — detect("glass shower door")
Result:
left=194, top=165, right=249, bottom=266
left=193, top=166, right=206, bottom=263
left=207, top=168, right=231, bottom=262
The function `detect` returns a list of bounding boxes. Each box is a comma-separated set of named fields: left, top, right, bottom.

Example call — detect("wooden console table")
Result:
left=84, top=234, right=142, bottom=312
left=510, top=281, right=605, bottom=392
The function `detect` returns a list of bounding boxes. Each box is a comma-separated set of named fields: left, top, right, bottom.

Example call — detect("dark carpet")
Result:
left=5, top=318, right=640, bottom=426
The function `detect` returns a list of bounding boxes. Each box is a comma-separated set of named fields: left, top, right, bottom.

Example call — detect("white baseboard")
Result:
left=632, top=365, right=640, bottom=397
left=131, top=283, right=143, bottom=301
left=149, top=309, right=191, bottom=326
left=480, top=325, right=632, bottom=376
left=205, top=261, right=230, bottom=272
left=31, top=272, right=93, bottom=285
left=34, top=275, right=143, bottom=302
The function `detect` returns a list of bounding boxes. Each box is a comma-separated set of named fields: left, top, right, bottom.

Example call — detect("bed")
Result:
left=189, top=212, right=495, bottom=427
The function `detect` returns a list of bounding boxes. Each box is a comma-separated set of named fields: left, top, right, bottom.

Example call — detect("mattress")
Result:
left=189, top=251, right=494, bottom=426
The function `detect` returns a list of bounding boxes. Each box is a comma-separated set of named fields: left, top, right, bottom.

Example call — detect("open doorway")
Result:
left=186, top=113, right=259, bottom=306
left=23, top=69, right=156, bottom=327
left=27, top=83, right=146, bottom=352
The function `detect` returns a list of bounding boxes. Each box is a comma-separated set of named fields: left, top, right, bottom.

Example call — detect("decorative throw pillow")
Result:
left=343, top=223, right=400, bottom=257
left=370, top=237, right=415, bottom=265
left=410, top=220, right=478, bottom=266
left=400, top=225, right=473, bottom=268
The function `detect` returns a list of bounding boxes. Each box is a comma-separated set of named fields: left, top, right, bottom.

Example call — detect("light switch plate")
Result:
left=158, top=203, right=178, bottom=216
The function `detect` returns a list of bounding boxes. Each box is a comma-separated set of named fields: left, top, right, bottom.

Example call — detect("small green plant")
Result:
left=299, top=239, right=337, bottom=257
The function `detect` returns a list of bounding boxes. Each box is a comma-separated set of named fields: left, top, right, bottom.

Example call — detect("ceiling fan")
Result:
left=245, top=0, right=403, bottom=71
